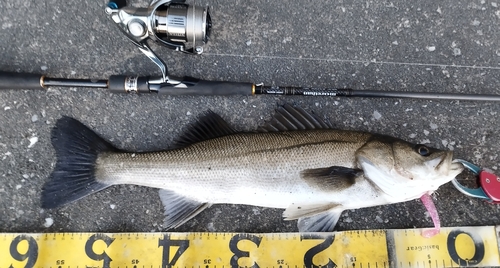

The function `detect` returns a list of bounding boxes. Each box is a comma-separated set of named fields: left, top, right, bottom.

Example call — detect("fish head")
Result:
left=356, top=136, right=464, bottom=201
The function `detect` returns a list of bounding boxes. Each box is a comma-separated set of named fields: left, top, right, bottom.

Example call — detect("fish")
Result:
left=41, top=104, right=464, bottom=234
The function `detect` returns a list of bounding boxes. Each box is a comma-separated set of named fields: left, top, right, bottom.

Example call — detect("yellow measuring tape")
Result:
left=1, top=226, right=499, bottom=268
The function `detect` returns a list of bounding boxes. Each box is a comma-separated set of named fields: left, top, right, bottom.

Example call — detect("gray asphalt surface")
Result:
left=1, top=0, right=500, bottom=235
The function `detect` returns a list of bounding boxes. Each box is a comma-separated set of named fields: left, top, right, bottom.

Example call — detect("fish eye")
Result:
left=416, top=145, right=431, bottom=156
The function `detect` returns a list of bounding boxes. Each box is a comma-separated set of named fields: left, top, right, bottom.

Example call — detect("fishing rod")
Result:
left=1, top=0, right=499, bottom=102
left=2, top=71, right=500, bottom=101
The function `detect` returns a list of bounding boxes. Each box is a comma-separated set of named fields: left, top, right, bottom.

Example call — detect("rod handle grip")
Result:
left=108, top=75, right=149, bottom=93
left=0, top=72, right=44, bottom=90
left=159, top=79, right=254, bottom=95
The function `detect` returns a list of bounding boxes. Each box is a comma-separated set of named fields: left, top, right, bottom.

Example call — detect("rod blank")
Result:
left=351, top=90, right=500, bottom=101
left=256, top=86, right=500, bottom=101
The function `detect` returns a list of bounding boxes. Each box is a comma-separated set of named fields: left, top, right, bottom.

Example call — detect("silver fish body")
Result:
left=42, top=105, right=464, bottom=232
left=97, top=130, right=383, bottom=208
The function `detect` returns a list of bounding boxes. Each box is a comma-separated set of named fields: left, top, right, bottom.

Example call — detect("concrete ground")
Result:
left=0, top=0, right=500, bottom=234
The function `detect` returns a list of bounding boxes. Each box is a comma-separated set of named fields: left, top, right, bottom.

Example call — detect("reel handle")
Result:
left=0, top=72, right=44, bottom=90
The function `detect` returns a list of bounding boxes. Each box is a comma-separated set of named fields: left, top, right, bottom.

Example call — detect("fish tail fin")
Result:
left=41, top=116, right=117, bottom=209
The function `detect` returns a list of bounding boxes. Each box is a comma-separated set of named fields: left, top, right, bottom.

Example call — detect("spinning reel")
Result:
left=105, top=0, right=212, bottom=82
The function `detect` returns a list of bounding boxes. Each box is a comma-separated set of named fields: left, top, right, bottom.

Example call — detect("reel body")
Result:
left=105, top=0, right=211, bottom=82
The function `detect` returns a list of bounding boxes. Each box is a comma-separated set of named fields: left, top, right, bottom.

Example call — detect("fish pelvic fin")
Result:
left=297, top=208, right=344, bottom=232
left=159, top=189, right=211, bottom=229
left=284, top=203, right=344, bottom=232
left=41, top=116, right=117, bottom=209
left=283, top=202, right=341, bottom=220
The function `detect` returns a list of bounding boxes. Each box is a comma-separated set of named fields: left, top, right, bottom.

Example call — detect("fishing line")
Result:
left=202, top=52, right=500, bottom=70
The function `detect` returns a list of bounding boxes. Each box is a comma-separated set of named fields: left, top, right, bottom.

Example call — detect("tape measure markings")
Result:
left=389, top=226, right=500, bottom=268
left=1, top=226, right=499, bottom=268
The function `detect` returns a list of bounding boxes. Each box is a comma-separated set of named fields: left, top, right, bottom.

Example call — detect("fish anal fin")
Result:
left=300, top=166, right=362, bottom=191
left=297, top=208, right=344, bottom=232
left=174, top=111, right=236, bottom=147
left=159, top=189, right=211, bottom=229
left=283, top=202, right=341, bottom=220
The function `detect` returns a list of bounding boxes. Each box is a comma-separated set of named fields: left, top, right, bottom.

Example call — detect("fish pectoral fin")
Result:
left=283, top=202, right=341, bottom=220
left=159, top=189, right=211, bottom=230
left=300, top=166, right=363, bottom=191
left=297, top=208, right=344, bottom=232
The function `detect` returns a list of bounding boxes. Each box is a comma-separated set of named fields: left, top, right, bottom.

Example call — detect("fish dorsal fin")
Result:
left=175, top=111, right=236, bottom=147
left=300, top=166, right=363, bottom=192
left=257, top=104, right=332, bottom=132
left=158, top=189, right=211, bottom=229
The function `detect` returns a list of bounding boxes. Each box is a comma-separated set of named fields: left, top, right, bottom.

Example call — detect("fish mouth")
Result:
left=426, top=152, right=449, bottom=170
left=439, top=152, right=453, bottom=169
left=428, top=152, right=464, bottom=177
left=450, top=159, right=465, bottom=176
